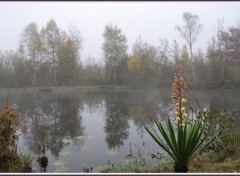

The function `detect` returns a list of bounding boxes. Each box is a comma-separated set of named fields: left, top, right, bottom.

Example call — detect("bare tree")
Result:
left=216, top=19, right=225, bottom=82
left=19, top=22, right=42, bottom=86
left=68, top=23, right=84, bottom=60
left=176, top=12, right=203, bottom=85
left=170, top=40, right=180, bottom=68
left=158, top=38, right=170, bottom=64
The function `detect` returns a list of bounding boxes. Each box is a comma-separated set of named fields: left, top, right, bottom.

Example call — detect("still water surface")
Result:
left=0, top=88, right=239, bottom=173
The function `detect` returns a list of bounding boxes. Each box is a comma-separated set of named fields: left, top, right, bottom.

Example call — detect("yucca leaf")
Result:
left=177, top=122, right=183, bottom=162
left=185, top=122, right=200, bottom=153
left=158, top=125, right=178, bottom=160
left=189, top=124, right=218, bottom=162
left=145, top=117, right=215, bottom=169
left=145, top=119, right=179, bottom=162
left=186, top=124, right=201, bottom=157
left=157, top=120, right=179, bottom=159
left=166, top=119, right=179, bottom=158
left=144, top=125, right=177, bottom=161
left=183, top=122, right=188, bottom=152
left=150, top=120, right=171, bottom=150
left=179, top=121, right=202, bottom=163
left=186, top=121, right=207, bottom=162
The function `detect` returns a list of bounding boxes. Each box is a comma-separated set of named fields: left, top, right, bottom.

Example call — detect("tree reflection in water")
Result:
left=104, top=91, right=129, bottom=149
left=15, top=93, right=85, bottom=160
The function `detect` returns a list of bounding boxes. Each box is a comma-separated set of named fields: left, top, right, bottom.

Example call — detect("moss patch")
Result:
left=105, top=148, right=118, bottom=156
left=81, top=145, right=94, bottom=151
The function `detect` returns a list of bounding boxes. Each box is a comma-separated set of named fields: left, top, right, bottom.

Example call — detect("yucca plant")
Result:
left=145, top=117, right=214, bottom=172
left=145, top=70, right=216, bottom=172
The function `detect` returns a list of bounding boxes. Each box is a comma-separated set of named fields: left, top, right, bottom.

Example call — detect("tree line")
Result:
left=0, top=12, right=239, bottom=88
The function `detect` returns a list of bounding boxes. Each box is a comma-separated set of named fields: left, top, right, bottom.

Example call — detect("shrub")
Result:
left=0, top=106, right=32, bottom=172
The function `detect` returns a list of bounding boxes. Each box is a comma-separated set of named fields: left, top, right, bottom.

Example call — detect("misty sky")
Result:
left=0, top=1, right=240, bottom=62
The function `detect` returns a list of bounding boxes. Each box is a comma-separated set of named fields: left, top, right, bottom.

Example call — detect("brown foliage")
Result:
left=0, top=106, right=31, bottom=172
left=221, top=27, right=240, bottom=60
left=0, top=106, right=19, bottom=149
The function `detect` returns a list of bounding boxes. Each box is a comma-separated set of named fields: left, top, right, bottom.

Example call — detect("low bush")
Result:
left=0, top=106, right=32, bottom=172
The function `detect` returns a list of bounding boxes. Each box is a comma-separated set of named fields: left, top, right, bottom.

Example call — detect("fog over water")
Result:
left=0, top=89, right=239, bottom=172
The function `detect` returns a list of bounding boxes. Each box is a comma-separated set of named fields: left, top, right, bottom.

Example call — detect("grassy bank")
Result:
left=101, top=154, right=240, bottom=173
left=0, top=85, right=130, bottom=93
left=1, top=85, right=238, bottom=93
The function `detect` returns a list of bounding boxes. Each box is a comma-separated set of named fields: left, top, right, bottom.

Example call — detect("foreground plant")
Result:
left=145, top=70, right=216, bottom=172
left=0, top=106, right=32, bottom=172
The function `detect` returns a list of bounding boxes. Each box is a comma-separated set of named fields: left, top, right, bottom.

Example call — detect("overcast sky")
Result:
left=0, top=1, right=240, bottom=62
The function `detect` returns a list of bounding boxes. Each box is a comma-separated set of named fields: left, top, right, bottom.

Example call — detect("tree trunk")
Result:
left=191, top=62, right=196, bottom=85
left=221, top=58, right=225, bottom=82
left=174, top=164, right=188, bottom=173
left=190, top=45, right=196, bottom=86
left=33, top=66, right=36, bottom=86
left=53, top=70, right=57, bottom=86
left=30, top=72, right=34, bottom=86
left=69, top=75, right=72, bottom=85
left=114, top=64, right=117, bottom=84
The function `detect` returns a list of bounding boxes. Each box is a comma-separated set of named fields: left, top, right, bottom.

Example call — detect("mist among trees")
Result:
left=0, top=12, right=239, bottom=88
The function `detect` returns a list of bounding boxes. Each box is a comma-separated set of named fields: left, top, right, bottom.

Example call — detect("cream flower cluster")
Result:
left=171, top=70, right=188, bottom=126
left=174, top=98, right=188, bottom=125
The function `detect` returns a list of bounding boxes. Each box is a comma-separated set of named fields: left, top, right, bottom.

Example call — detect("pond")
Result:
left=0, top=88, right=239, bottom=173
